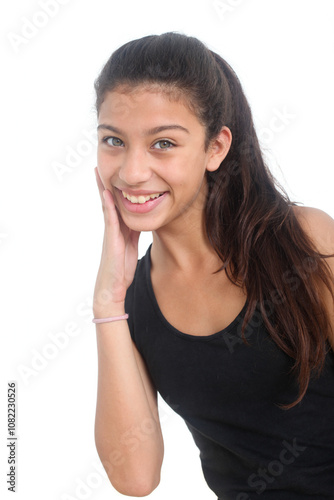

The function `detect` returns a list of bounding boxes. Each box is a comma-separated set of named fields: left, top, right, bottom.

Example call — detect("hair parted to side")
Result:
left=94, top=32, right=334, bottom=409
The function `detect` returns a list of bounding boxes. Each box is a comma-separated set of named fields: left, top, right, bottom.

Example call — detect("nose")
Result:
left=118, top=148, right=152, bottom=186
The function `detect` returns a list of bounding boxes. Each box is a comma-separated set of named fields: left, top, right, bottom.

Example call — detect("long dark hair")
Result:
left=94, top=32, right=334, bottom=408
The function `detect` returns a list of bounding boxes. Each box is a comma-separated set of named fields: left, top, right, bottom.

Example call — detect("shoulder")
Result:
left=293, top=206, right=334, bottom=348
left=292, top=205, right=334, bottom=255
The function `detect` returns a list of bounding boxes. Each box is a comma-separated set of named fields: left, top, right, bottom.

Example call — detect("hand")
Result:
left=93, top=167, right=141, bottom=315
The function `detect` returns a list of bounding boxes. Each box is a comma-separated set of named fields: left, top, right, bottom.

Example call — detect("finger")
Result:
left=102, top=189, right=121, bottom=228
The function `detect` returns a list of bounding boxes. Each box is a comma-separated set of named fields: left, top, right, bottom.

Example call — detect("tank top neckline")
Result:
left=144, top=244, right=249, bottom=342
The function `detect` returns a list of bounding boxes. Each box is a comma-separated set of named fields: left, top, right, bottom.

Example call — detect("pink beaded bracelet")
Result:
left=92, top=314, right=129, bottom=324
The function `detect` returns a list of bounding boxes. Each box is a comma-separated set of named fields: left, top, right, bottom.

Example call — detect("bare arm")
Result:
left=93, top=167, right=164, bottom=496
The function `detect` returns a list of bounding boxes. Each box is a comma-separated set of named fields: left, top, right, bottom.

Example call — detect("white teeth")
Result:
left=122, top=191, right=162, bottom=204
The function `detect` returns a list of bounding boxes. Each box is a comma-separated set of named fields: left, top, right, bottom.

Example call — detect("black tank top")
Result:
left=125, top=245, right=334, bottom=499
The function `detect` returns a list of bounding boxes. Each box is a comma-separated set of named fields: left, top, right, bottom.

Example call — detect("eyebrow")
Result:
left=97, top=124, right=190, bottom=135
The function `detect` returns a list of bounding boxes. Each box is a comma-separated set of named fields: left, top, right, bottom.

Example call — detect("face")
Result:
left=97, top=86, right=231, bottom=233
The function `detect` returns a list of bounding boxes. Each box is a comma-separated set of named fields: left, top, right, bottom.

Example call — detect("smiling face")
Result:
left=97, top=85, right=231, bottom=234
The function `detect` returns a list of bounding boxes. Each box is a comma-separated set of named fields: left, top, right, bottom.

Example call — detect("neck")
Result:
left=151, top=208, right=223, bottom=275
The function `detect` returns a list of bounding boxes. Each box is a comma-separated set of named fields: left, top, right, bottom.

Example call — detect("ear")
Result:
left=206, top=126, right=232, bottom=173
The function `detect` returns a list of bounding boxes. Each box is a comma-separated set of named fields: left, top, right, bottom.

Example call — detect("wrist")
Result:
left=93, top=287, right=126, bottom=314
left=93, top=304, right=126, bottom=318
left=93, top=313, right=128, bottom=324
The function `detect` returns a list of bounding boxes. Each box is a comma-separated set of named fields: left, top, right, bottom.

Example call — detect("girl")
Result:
left=92, top=32, right=334, bottom=499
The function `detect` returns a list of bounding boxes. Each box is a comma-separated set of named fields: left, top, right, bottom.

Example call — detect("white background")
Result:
left=1, top=1, right=333, bottom=499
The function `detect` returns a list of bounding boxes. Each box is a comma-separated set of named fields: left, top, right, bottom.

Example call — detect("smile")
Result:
left=121, top=191, right=164, bottom=204
left=117, top=188, right=168, bottom=214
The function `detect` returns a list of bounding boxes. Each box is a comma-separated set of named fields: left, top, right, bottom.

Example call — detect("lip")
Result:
left=115, top=188, right=168, bottom=214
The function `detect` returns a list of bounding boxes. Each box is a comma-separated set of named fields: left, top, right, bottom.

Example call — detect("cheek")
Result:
left=97, top=150, right=118, bottom=178
left=167, top=150, right=204, bottom=179
left=97, top=149, right=108, bottom=166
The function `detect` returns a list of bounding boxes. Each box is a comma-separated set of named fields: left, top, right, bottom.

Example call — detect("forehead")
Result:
left=98, top=84, right=200, bottom=125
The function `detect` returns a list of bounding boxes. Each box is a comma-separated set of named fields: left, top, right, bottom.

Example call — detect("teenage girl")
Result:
left=92, top=32, right=334, bottom=499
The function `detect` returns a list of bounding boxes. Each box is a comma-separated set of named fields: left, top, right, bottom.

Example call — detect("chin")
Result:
left=121, top=216, right=162, bottom=233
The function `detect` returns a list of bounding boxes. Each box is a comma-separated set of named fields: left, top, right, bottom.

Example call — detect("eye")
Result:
left=103, top=136, right=124, bottom=147
left=152, top=140, right=174, bottom=150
